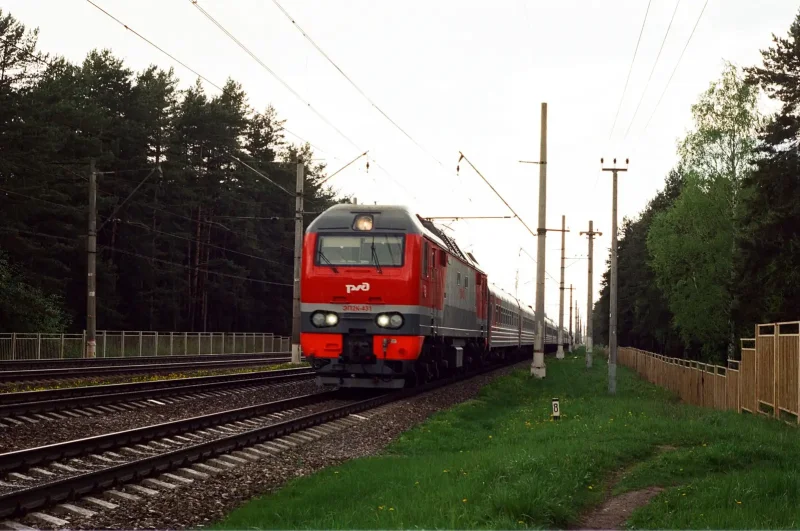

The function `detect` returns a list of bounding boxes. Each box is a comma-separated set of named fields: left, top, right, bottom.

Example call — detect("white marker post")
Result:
left=551, top=397, right=560, bottom=420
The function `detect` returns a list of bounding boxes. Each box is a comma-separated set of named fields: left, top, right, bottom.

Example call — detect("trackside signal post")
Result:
left=291, top=162, right=304, bottom=364
left=580, top=221, right=602, bottom=368
left=601, top=158, right=628, bottom=395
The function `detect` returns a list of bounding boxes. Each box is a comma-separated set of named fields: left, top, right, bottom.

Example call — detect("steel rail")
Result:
left=0, top=391, right=338, bottom=476
left=0, top=357, right=293, bottom=383
left=0, top=368, right=314, bottom=418
left=0, top=355, right=524, bottom=517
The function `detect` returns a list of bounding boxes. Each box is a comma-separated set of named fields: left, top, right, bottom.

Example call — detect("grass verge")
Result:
left=213, top=350, right=800, bottom=529
left=0, top=361, right=309, bottom=394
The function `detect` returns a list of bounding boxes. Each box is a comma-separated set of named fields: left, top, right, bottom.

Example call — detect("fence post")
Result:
left=122, top=331, right=125, bottom=358
left=36, top=333, right=41, bottom=359
left=184, top=332, right=187, bottom=356
left=262, top=333, right=265, bottom=353
left=139, top=331, right=143, bottom=357
left=60, top=333, right=64, bottom=359
left=155, top=331, right=159, bottom=356
left=199, top=333, right=202, bottom=355
left=102, top=331, right=106, bottom=358
left=11, top=332, right=16, bottom=360
left=221, top=333, right=225, bottom=355
left=170, top=332, right=174, bottom=357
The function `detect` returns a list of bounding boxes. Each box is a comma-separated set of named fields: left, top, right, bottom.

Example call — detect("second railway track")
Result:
left=0, top=355, right=295, bottom=384
left=0, top=368, right=314, bottom=422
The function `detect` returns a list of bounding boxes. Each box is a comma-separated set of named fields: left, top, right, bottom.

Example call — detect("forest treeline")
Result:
left=593, top=9, right=800, bottom=362
left=0, top=10, right=344, bottom=335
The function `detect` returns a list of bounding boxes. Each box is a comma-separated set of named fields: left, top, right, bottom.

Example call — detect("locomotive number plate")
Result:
left=342, top=304, right=372, bottom=312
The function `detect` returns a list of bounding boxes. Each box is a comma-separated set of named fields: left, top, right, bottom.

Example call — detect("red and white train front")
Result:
left=300, top=204, right=489, bottom=388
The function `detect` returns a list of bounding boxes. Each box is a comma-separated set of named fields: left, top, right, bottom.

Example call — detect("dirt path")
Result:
left=579, top=486, right=663, bottom=529
left=576, top=445, right=676, bottom=530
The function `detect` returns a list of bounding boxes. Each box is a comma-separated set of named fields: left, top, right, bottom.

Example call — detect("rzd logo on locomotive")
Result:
left=345, top=282, right=370, bottom=294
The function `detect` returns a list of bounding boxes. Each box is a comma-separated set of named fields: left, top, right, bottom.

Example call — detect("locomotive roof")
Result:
left=307, top=204, right=484, bottom=271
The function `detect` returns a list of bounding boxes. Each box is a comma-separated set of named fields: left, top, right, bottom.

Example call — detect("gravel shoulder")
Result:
left=64, top=362, right=526, bottom=530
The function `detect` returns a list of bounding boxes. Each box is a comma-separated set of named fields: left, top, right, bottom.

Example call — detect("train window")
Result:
left=465, top=276, right=469, bottom=288
left=440, top=250, right=448, bottom=266
left=456, top=272, right=461, bottom=286
left=423, top=242, right=429, bottom=277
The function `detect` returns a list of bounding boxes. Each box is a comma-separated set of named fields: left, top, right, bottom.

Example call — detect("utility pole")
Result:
left=86, top=159, right=97, bottom=358
left=581, top=221, right=602, bottom=368
left=291, top=162, right=304, bottom=364
left=520, top=104, right=559, bottom=378
left=568, top=284, right=574, bottom=351
left=532, top=103, right=548, bottom=378
left=556, top=215, right=569, bottom=359
left=601, top=158, right=629, bottom=395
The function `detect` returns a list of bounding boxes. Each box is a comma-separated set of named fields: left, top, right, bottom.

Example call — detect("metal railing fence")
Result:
left=0, top=331, right=290, bottom=360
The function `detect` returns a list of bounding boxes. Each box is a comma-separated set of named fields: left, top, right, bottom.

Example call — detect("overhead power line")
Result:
left=121, top=220, right=290, bottom=268
left=85, top=1, right=344, bottom=166
left=85, top=0, right=223, bottom=92
left=269, top=0, right=447, bottom=171
left=226, top=152, right=295, bottom=197
left=640, top=0, right=710, bottom=135
left=608, top=0, right=652, bottom=140
left=457, top=152, right=560, bottom=285
left=189, top=0, right=361, bottom=152
left=623, top=0, right=683, bottom=140
left=102, top=246, right=292, bottom=287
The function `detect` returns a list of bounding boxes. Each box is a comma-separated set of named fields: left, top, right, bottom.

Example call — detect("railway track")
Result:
left=0, top=355, right=294, bottom=384
left=0, top=352, right=291, bottom=371
left=0, top=368, right=314, bottom=422
left=0, top=355, right=525, bottom=526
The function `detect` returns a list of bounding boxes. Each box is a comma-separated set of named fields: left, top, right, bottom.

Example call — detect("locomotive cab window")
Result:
left=457, top=272, right=461, bottom=286
left=316, top=234, right=404, bottom=266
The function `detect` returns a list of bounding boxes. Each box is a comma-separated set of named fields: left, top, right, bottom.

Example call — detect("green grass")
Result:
left=213, top=349, right=800, bottom=530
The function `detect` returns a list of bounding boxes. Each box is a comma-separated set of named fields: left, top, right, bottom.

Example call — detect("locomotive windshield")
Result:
left=317, top=234, right=404, bottom=266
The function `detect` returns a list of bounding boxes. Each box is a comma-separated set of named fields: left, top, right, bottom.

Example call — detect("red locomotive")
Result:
left=300, top=204, right=563, bottom=389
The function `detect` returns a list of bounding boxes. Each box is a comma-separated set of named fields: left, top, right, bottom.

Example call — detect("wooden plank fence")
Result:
left=619, top=321, right=800, bottom=422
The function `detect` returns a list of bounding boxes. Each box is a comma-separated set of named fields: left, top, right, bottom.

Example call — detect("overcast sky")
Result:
left=5, top=0, right=800, bottom=332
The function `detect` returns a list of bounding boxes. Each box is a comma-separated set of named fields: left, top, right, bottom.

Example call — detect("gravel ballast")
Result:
left=60, top=362, right=526, bottom=530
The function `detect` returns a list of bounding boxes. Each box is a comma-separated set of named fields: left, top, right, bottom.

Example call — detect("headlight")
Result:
left=376, top=313, right=403, bottom=329
left=311, top=312, right=326, bottom=327
left=311, top=311, right=338, bottom=328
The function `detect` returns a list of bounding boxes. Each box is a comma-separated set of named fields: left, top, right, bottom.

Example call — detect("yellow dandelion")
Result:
left=389, top=507, right=395, bottom=511
left=334, top=471, right=339, bottom=474
left=682, top=493, right=686, bottom=496
left=443, top=469, right=449, bottom=473
left=736, top=500, right=742, bottom=505
left=518, top=521, right=524, bottom=525
left=588, top=485, right=593, bottom=490
left=489, top=435, right=492, bottom=439
left=378, top=506, right=385, bottom=510
left=462, top=498, right=467, bottom=503
left=415, top=481, right=420, bottom=486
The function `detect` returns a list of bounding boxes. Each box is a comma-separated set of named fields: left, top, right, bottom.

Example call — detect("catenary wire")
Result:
left=608, top=0, right=653, bottom=141
left=189, top=0, right=361, bottom=152
left=640, top=0, right=710, bottom=136
left=623, top=0, right=683, bottom=140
